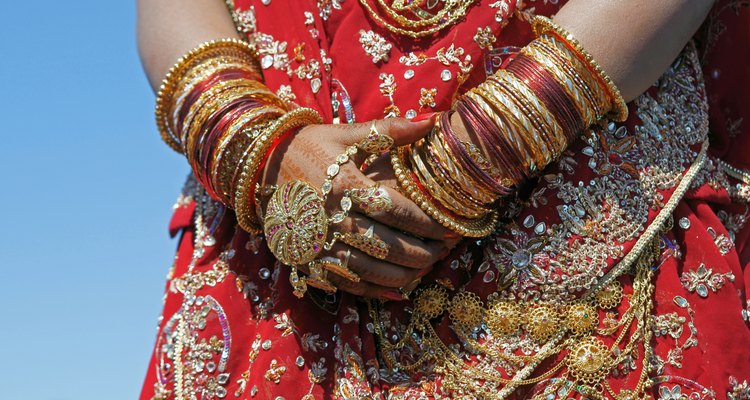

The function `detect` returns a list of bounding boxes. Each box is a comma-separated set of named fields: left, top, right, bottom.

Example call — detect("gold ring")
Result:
left=338, top=225, right=390, bottom=260
left=349, top=184, right=394, bottom=215
left=398, top=278, right=422, bottom=300
left=358, top=123, right=395, bottom=155
left=304, top=262, right=337, bottom=293
left=309, top=253, right=361, bottom=283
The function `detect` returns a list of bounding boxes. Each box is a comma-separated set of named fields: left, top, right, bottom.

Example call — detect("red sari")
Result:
left=141, top=1, right=750, bottom=398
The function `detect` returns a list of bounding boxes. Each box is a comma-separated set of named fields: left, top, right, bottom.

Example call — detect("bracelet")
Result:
left=155, top=38, right=262, bottom=152
left=234, top=108, right=323, bottom=233
left=532, top=16, right=628, bottom=121
left=389, top=17, right=629, bottom=236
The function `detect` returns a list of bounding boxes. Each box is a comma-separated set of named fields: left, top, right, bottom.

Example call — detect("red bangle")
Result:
left=506, top=54, right=584, bottom=142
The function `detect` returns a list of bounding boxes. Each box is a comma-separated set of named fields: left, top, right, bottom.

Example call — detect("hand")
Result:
left=261, top=117, right=455, bottom=300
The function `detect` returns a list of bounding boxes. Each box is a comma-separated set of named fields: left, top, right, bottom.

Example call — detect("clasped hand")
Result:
left=261, top=117, right=459, bottom=300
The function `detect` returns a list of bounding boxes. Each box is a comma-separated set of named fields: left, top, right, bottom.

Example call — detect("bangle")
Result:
left=532, top=16, right=628, bottom=121
left=234, top=108, right=323, bottom=233
left=391, top=144, right=498, bottom=238
left=210, top=108, right=285, bottom=204
left=155, top=38, right=262, bottom=152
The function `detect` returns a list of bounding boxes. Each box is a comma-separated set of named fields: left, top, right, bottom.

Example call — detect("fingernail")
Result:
left=417, top=268, right=432, bottom=278
left=410, top=112, right=438, bottom=122
left=382, top=291, right=404, bottom=301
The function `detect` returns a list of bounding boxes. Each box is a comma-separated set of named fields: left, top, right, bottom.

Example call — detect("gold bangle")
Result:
left=462, top=91, right=536, bottom=178
left=522, top=41, right=600, bottom=125
left=428, top=127, right=499, bottom=203
left=211, top=108, right=286, bottom=204
left=533, top=37, right=608, bottom=119
left=532, top=16, right=628, bottom=121
left=408, top=142, right=489, bottom=218
left=472, top=83, right=550, bottom=168
left=170, top=61, right=263, bottom=129
left=422, top=143, right=492, bottom=212
left=155, top=38, right=262, bottom=152
left=484, top=76, right=554, bottom=162
left=497, top=71, right=567, bottom=156
left=391, top=146, right=498, bottom=237
left=234, top=108, right=323, bottom=233
left=182, top=82, right=266, bottom=158
left=420, top=133, right=497, bottom=213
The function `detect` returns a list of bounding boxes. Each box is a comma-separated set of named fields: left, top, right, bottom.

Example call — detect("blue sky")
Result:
left=0, top=1, right=187, bottom=398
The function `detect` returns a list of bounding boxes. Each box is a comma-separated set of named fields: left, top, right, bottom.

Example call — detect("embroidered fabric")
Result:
left=141, top=1, right=750, bottom=399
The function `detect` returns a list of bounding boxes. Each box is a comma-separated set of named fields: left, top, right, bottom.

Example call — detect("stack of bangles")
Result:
left=391, top=16, right=628, bottom=237
left=155, top=38, right=397, bottom=298
left=155, top=38, right=323, bottom=234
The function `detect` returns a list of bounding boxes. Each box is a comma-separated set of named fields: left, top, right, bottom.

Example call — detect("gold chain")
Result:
left=358, top=0, right=476, bottom=38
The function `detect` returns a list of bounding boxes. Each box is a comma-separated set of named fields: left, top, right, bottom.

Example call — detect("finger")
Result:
left=325, top=272, right=407, bottom=301
left=334, top=168, right=453, bottom=240
left=296, top=263, right=403, bottom=300
left=326, top=117, right=437, bottom=166
left=326, top=243, right=424, bottom=289
left=347, top=117, right=436, bottom=146
left=338, top=214, right=445, bottom=269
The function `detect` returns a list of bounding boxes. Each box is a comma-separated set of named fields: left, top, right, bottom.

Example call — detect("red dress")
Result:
left=141, top=1, right=750, bottom=398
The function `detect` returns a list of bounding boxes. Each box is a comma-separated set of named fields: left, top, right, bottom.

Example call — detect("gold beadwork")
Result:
left=564, top=302, right=599, bottom=335
left=486, top=301, right=522, bottom=336
left=525, top=303, right=561, bottom=342
left=357, top=0, right=477, bottom=38
left=448, top=291, right=484, bottom=331
left=595, top=280, right=624, bottom=309
left=565, top=337, right=612, bottom=384
left=413, top=286, right=449, bottom=320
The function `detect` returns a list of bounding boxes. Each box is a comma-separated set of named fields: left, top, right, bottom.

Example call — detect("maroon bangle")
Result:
left=439, top=111, right=513, bottom=197
left=196, top=101, right=263, bottom=199
left=506, top=54, right=584, bottom=142
left=176, top=69, right=260, bottom=135
left=456, top=97, right=527, bottom=185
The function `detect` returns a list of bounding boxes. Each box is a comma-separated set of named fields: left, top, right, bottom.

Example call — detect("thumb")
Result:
left=376, top=114, right=438, bottom=146
left=340, top=114, right=438, bottom=150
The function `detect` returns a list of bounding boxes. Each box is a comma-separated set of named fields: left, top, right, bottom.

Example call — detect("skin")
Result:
left=137, top=0, right=714, bottom=299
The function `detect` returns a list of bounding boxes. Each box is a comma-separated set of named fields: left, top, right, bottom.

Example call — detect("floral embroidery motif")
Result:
left=418, top=87, right=437, bottom=109
left=378, top=73, right=401, bottom=117
left=707, top=226, right=734, bottom=255
left=358, top=30, right=392, bottom=63
left=651, top=296, right=699, bottom=374
left=489, top=0, right=513, bottom=24
left=482, top=230, right=549, bottom=290
left=718, top=206, right=749, bottom=243
left=728, top=376, right=750, bottom=400
left=316, top=0, right=342, bottom=20
left=276, top=84, right=297, bottom=102
left=474, top=26, right=496, bottom=50
left=582, top=124, right=639, bottom=178
left=264, top=359, right=287, bottom=383
left=658, top=385, right=690, bottom=400
left=680, top=263, right=735, bottom=298
left=234, top=6, right=257, bottom=34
